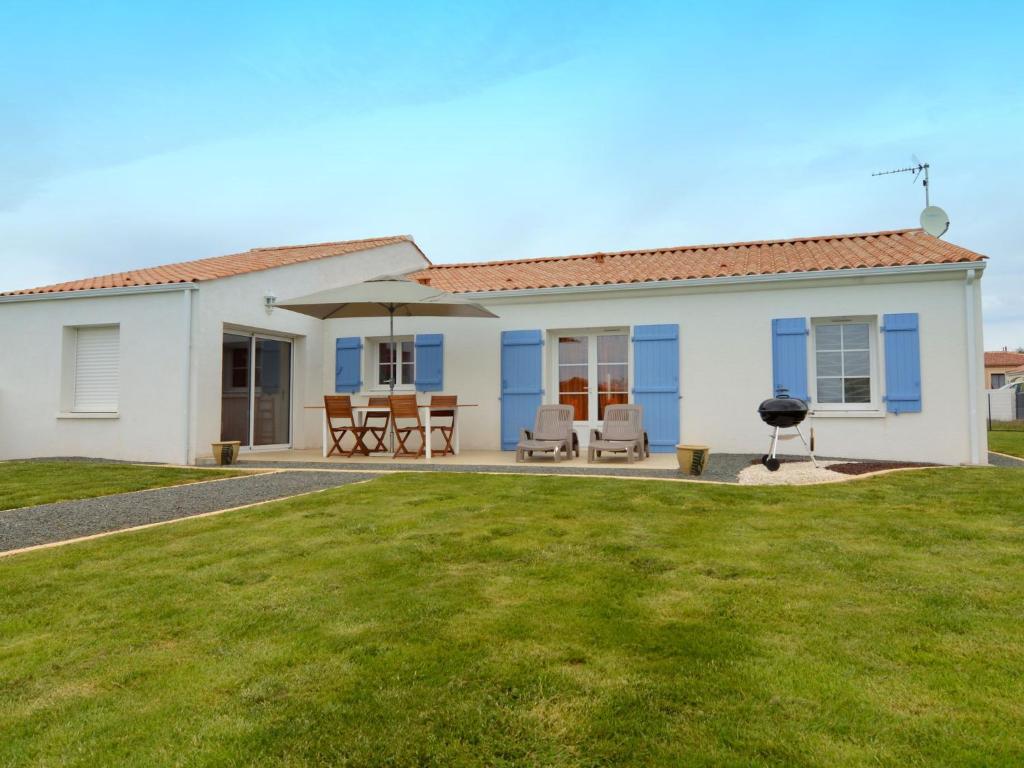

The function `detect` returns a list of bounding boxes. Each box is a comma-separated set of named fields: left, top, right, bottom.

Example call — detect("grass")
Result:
left=0, top=460, right=240, bottom=510
left=1, top=469, right=1023, bottom=766
left=989, top=426, right=1024, bottom=458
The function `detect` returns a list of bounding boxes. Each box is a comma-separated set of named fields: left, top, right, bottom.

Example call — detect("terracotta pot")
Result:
left=676, top=444, right=709, bottom=476
left=211, top=441, right=241, bottom=466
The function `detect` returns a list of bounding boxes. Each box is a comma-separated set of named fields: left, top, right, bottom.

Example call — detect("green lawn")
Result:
left=990, top=427, right=1024, bottom=458
left=0, top=461, right=240, bottom=511
left=2, top=469, right=1023, bottom=766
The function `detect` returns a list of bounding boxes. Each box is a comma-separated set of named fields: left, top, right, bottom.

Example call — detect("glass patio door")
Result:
left=556, top=333, right=629, bottom=423
left=221, top=333, right=292, bottom=449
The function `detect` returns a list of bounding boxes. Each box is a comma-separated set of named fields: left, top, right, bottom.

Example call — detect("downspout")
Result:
left=964, top=268, right=981, bottom=464
left=183, top=287, right=195, bottom=465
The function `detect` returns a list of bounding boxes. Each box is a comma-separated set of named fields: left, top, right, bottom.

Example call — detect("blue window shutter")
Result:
left=883, top=313, right=921, bottom=413
left=771, top=318, right=809, bottom=401
left=632, top=324, right=679, bottom=453
left=414, top=334, right=444, bottom=392
left=500, top=330, right=543, bottom=450
left=335, top=337, right=362, bottom=393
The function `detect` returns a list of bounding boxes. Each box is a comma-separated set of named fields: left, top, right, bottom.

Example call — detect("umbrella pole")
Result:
left=388, top=307, right=396, bottom=453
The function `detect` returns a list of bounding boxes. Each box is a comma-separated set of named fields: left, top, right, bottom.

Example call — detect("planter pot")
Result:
left=676, top=444, right=709, bottom=476
left=211, top=441, right=241, bottom=466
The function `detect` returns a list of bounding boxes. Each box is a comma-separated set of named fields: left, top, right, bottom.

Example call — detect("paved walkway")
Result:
left=0, top=471, right=377, bottom=554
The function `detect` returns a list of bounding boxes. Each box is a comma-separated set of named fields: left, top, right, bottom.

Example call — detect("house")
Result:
left=984, top=350, right=1024, bottom=389
left=0, top=228, right=989, bottom=466
left=1008, top=367, right=1024, bottom=385
left=0, top=236, right=430, bottom=464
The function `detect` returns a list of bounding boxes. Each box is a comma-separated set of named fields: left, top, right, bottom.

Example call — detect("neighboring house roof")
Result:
left=411, top=228, right=985, bottom=294
left=1, top=235, right=423, bottom=296
left=984, top=351, right=1024, bottom=368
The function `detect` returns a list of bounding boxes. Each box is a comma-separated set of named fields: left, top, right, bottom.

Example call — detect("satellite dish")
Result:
left=920, top=205, right=949, bottom=238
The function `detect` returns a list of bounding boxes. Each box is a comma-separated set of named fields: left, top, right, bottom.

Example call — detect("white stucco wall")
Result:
left=0, top=240, right=428, bottom=465
left=188, top=240, right=428, bottom=462
left=0, top=288, right=192, bottom=463
left=324, top=267, right=988, bottom=466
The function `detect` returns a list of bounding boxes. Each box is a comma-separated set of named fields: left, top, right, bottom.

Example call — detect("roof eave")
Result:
left=0, top=235, right=428, bottom=299
left=452, top=260, right=987, bottom=300
left=0, top=282, right=198, bottom=304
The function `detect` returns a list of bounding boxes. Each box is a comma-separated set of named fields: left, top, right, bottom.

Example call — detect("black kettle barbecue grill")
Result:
left=757, top=392, right=818, bottom=471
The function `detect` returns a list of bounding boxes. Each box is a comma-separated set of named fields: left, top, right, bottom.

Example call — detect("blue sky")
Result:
left=1, top=1, right=1021, bottom=347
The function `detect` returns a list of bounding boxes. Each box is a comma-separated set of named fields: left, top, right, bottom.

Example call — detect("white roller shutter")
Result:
left=74, top=326, right=120, bottom=412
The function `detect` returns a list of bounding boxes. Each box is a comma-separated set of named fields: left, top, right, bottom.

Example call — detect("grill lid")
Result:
left=758, top=396, right=809, bottom=415
left=758, top=395, right=809, bottom=427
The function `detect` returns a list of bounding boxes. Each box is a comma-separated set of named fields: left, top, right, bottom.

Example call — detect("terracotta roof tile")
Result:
left=411, top=229, right=985, bottom=294
left=2, top=235, right=418, bottom=296
left=985, top=351, right=1024, bottom=367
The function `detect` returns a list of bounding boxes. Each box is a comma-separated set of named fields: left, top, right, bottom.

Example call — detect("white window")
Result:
left=372, top=337, right=414, bottom=389
left=73, top=325, right=120, bottom=412
left=811, top=318, right=877, bottom=410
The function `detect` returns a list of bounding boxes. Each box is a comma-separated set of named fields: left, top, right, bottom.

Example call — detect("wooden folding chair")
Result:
left=363, top=396, right=391, bottom=452
left=324, top=395, right=370, bottom=458
left=429, top=395, right=457, bottom=456
left=388, top=394, right=425, bottom=459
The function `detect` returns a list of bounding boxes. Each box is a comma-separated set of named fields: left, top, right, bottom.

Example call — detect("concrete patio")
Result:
left=227, top=447, right=765, bottom=483
left=235, top=447, right=680, bottom=470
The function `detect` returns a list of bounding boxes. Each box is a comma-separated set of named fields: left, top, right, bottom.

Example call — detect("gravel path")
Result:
left=8, top=451, right=1009, bottom=554
left=988, top=451, right=1024, bottom=468
left=0, top=471, right=377, bottom=553
left=235, top=453, right=763, bottom=483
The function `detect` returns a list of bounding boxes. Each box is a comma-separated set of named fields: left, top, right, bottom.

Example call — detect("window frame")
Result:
left=61, top=324, right=121, bottom=415
left=991, top=372, right=1006, bottom=389
left=549, top=328, right=631, bottom=423
left=220, top=329, right=295, bottom=450
left=369, top=336, right=416, bottom=391
left=809, top=316, right=880, bottom=412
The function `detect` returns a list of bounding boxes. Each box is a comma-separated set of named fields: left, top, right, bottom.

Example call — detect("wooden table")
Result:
left=306, top=401, right=478, bottom=460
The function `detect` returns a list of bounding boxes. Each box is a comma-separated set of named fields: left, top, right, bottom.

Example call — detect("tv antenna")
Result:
left=872, top=157, right=949, bottom=238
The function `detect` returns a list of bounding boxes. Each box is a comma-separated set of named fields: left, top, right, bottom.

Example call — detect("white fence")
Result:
left=987, top=389, right=1019, bottom=422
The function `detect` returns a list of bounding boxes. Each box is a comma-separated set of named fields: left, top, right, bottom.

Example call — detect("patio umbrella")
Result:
left=276, top=274, right=498, bottom=394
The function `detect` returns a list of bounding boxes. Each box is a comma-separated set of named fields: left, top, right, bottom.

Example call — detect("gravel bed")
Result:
left=738, top=460, right=850, bottom=486
left=0, top=471, right=377, bottom=553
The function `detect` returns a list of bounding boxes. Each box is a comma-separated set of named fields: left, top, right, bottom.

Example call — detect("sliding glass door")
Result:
left=221, top=332, right=292, bottom=449
left=221, top=333, right=251, bottom=445
left=253, top=337, right=291, bottom=446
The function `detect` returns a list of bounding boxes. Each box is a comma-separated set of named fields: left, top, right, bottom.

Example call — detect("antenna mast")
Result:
left=873, top=158, right=949, bottom=238
left=872, top=162, right=930, bottom=207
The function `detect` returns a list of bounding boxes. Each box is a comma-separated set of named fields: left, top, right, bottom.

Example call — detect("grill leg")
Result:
left=794, top=424, right=818, bottom=468
left=760, top=426, right=782, bottom=471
